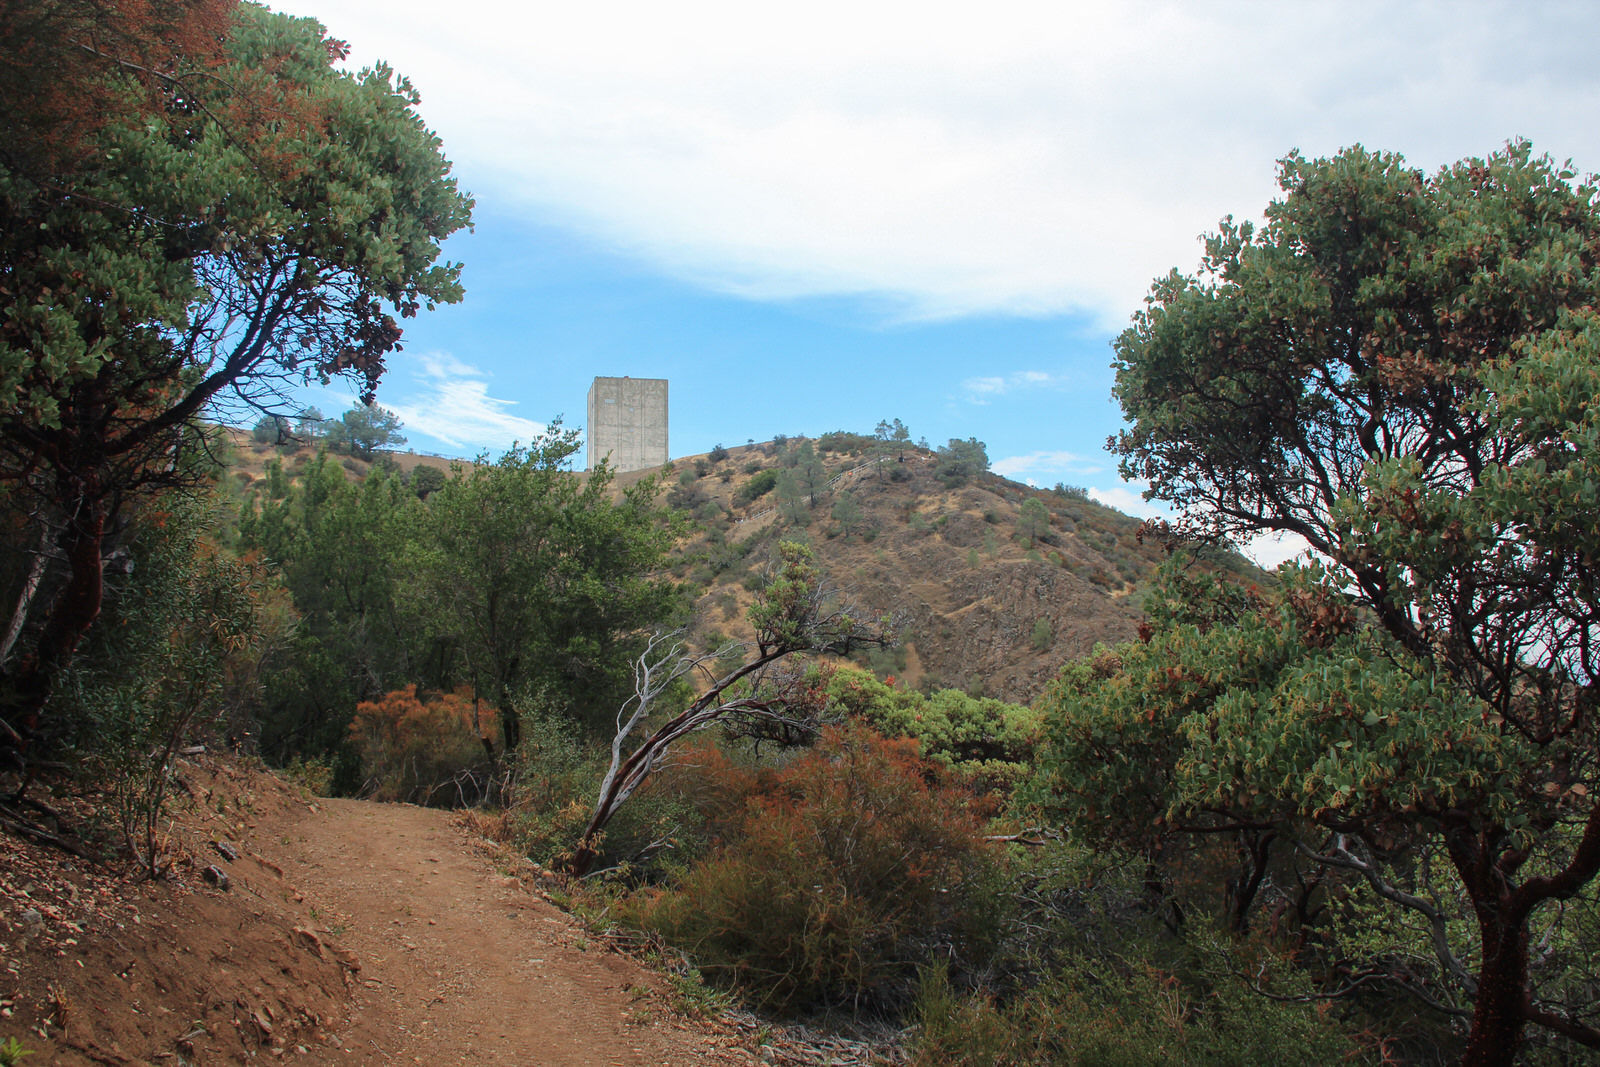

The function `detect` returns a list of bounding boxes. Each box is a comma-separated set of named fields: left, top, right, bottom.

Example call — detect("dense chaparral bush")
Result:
left=347, top=685, right=499, bottom=805
left=53, top=491, right=281, bottom=873
left=911, top=950, right=1358, bottom=1067
left=822, top=664, right=1039, bottom=790
left=620, top=724, right=1002, bottom=1012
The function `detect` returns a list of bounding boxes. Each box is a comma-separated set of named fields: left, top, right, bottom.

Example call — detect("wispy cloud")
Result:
left=992, top=449, right=1099, bottom=483
left=381, top=352, right=547, bottom=453
left=960, top=370, right=1065, bottom=404
left=277, top=0, right=1600, bottom=326
left=1088, top=484, right=1169, bottom=521
left=1241, top=530, right=1314, bottom=570
left=1079, top=488, right=1313, bottom=570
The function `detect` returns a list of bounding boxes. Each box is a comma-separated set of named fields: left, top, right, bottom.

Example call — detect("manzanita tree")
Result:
left=1043, top=143, right=1600, bottom=1061
left=0, top=1, right=471, bottom=772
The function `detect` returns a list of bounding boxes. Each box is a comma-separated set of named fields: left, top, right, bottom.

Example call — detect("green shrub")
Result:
left=912, top=951, right=1356, bottom=1066
left=816, top=430, right=874, bottom=454
left=480, top=707, right=596, bottom=867
left=825, top=666, right=1038, bottom=788
left=735, top=469, right=778, bottom=504
left=409, top=464, right=446, bottom=499
left=1030, top=618, right=1053, bottom=652
left=252, top=414, right=289, bottom=444
left=910, top=838, right=1361, bottom=1065
left=281, top=755, right=336, bottom=796
left=56, top=494, right=276, bottom=874
left=935, top=437, right=989, bottom=487
left=667, top=481, right=707, bottom=511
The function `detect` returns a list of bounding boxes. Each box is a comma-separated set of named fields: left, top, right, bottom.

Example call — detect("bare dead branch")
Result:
left=1297, top=833, right=1479, bottom=997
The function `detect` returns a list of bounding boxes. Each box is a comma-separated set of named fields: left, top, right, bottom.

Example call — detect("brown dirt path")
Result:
left=1, top=760, right=759, bottom=1065
left=284, top=798, right=755, bottom=1065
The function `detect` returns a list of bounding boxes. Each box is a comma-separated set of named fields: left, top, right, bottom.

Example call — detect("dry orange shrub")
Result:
left=347, top=685, right=499, bottom=804
left=625, top=724, right=1002, bottom=1011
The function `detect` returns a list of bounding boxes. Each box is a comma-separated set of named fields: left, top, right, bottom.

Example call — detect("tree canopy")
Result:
left=407, top=427, right=680, bottom=749
left=1050, top=142, right=1600, bottom=1062
left=934, top=437, right=989, bottom=487
left=327, top=403, right=407, bottom=459
left=0, top=1, right=471, bottom=765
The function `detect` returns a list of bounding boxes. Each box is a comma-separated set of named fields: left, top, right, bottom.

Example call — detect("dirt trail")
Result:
left=2, top=762, right=759, bottom=1066
left=284, top=798, right=752, bottom=1065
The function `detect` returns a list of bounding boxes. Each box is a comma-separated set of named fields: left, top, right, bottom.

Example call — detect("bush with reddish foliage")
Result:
left=347, top=685, right=499, bottom=805
left=622, top=724, right=1002, bottom=1013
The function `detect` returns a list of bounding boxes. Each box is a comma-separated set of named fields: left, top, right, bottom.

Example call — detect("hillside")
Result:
left=628, top=436, right=1255, bottom=704
left=223, top=428, right=1257, bottom=706
left=221, top=426, right=458, bottom=488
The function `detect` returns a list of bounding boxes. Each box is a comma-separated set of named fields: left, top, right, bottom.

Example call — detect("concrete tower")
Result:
left=586, top=376, right=668, bottom=472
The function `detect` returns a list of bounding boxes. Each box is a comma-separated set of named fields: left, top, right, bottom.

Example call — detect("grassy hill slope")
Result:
left=648, top=436, right=1255, bottom=704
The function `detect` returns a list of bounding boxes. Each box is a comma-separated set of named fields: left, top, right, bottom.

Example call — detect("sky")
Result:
left=268, top=0, right=1600, bottom=565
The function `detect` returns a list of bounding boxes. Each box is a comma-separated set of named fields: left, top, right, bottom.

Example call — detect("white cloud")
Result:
left=274, top=0, right=1600, bottom=325
left=381, top=352, right=547, bottom=453
left=1077, top=492, right=1315, bottom=570
left=992, top=449, right=1098, bottom=482
left=964, top=376, right=1008, bottom=399
left=960, top=370, right=1066, bottom=403
left=1088, top=484, right=1171, bottom=520
left=1240, top=530, right=1315, bottom=571
left=1084, top=486, right=1314, bottom=568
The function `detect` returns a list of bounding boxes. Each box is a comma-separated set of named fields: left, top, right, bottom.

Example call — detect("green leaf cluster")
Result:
left=1, top=2, right=472, bottom=760
left=1034, top=563, right=1521, bottom=842
left=825, top=663, right=1038, bottom=787
left=1099, top=141, right=1600, bottom=1057
left=409, top=427, right=682, bottom=744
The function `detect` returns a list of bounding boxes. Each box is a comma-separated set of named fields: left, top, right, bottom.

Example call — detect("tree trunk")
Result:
left=566, top=839, right=600, bottom=879
left=0, top=516, right=52, bottom=667
left=1, top=499, right=105, bottom=776
left=1453, top=809, right=1600, bottom=1062
left=1224, top=830, right=1275, bottom=933
left=499, top=701, right=521, bottom=752
left=1461, top=911, right=1529, bottom=1066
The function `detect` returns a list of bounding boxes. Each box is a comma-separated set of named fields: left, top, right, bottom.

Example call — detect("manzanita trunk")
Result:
left=1, top=496, right=106, bottom=780
left=1452, top=811, right=1600, bottom=1064
left=1461, top=910, right=1530, bottom=1067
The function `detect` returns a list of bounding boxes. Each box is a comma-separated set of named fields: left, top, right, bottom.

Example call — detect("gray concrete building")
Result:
left=586, top=376, right=668, bottom=472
